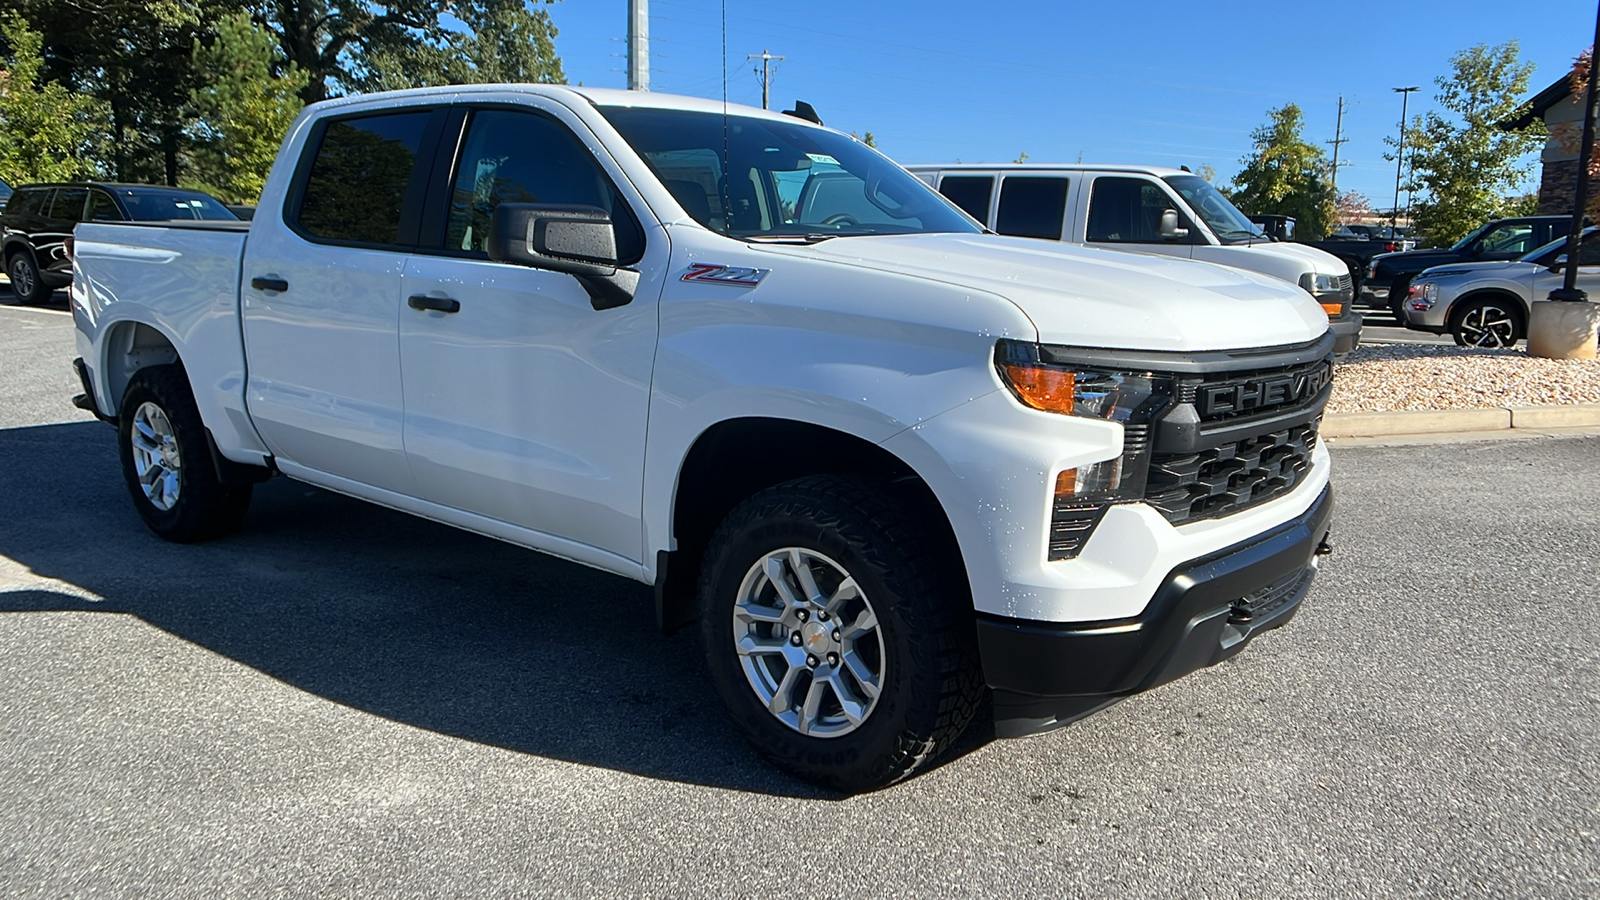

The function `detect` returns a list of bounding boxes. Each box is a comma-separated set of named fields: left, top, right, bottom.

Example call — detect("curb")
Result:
left=1322, top=403, right=1600, bottom=438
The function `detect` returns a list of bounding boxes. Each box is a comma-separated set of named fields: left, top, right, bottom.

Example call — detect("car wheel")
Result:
left=1388, top=279, right=1411, bottom=321
left=117, top=365, right=253, bottom=542
left=8, top=252, right=46, bottom=305
left=698, top=474, right=981, bottom=793
left=1451, top=298, right=1523, bottom=349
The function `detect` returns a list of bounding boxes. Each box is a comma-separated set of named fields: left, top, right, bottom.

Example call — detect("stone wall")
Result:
left=1537, top=158, right=1600, bottom=216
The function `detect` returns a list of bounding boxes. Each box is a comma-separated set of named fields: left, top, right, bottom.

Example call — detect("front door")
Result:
left=1083, top=174, right=1198, bottom=260
left=397, top=104, right=663, bottom=563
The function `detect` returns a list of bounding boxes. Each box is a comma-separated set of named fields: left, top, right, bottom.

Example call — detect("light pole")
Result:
left=1391, top=86, right=1420, bottom=232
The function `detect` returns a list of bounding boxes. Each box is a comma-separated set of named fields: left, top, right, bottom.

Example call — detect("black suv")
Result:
left=1363, top=215, right=1576, bottom=317
left=1, top=182, right=236, bottom=304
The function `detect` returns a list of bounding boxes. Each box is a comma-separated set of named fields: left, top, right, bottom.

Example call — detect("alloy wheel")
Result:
left=1458, top=304, right=1518, bottom=348
left=129, top=401, right=182, bottom=510
left=732, top=547, right=886, bottom=738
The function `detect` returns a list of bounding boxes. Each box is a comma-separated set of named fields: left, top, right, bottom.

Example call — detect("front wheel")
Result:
left=117, top=366, right=253, bottom=542
left=698, top=475, right=981, bottom=792
left=8, top=252, right=46, bottom=305
left=1451, top=298, right=1523, bottom=348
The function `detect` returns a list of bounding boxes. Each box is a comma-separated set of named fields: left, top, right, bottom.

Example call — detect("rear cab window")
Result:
left=292, top=110, right=437, bottom=247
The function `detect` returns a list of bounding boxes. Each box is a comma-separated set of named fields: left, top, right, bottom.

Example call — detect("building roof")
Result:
left=1499, top=73, right=1579, bottom=131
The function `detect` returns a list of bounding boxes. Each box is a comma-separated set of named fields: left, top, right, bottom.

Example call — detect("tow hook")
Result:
left=1314, top=532, right=1333, bottom=556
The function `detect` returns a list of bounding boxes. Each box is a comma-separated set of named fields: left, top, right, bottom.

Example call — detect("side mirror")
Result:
left=1548, top=253, right=1568, bottom=272
left=488, top=203, right=639, bottom=310
left=1158, top=209, right=1189, bottom=241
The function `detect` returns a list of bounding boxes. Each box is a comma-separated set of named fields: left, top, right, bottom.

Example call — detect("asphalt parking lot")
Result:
left=2, top=301, right=1597, bottom=897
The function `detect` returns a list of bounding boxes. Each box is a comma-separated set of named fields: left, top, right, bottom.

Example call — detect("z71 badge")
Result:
left=681, top=263, right=770, bottom=287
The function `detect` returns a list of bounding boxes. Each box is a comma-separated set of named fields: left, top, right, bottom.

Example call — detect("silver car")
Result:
left=1402, top=227, right=1600, bottom=347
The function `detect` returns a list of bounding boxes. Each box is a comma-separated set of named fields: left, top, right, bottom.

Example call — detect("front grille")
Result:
left=1230, top=568, right=1313, bottom=624
left=1335, top=273, right=1352, bottom=294
left=1144, top=421, right=1318, bottom=526
left=1179, top=357, right=1333, bottom=423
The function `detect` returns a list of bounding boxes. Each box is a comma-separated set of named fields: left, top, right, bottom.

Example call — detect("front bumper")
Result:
left=979, top=483, right=1333, bottom=737
left=1328, top=313, right=1360, bottom=355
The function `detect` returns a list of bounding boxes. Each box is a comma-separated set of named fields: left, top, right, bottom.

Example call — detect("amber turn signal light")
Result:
left=999, top=362, right=1075, bottom=414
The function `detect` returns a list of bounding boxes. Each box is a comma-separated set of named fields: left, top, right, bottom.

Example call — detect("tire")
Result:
left=1388, top=278, right=1411, bottom=321
left=7, top=251, right=46, bottom=305
left=1450, top=297, right=1524, bottom=349
left=117, top=365, right=253, bottom=542
left=698, top=475, right=982, bottom=793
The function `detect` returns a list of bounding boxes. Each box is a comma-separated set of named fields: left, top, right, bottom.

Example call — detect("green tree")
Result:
left=186, top=12, right=307, bottom=203
left=358, top=0, right=565, bottom=91
left=1228, top=103, right=1336, bottom=238
left=0, top=14, right=107, bottom=181
left=1397, top=41, right=1544, bottom=246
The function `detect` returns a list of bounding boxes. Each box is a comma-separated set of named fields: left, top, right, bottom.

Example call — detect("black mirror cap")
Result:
left=488, top=203, right=619, bottom=276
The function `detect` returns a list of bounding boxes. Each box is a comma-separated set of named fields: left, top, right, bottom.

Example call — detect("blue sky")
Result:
left=545, top=0, right=1594, bottom=211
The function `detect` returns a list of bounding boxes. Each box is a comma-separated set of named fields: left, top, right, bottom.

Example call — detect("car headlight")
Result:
left=995, top=341, right=1174, bottom=559
left=1409, top=281, right=1438, bottom=307
left=1298, top=272, right=1342, bottom=295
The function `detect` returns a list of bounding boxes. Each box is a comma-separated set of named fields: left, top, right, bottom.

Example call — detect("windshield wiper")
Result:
left=742, top=233, right=839, bottom=244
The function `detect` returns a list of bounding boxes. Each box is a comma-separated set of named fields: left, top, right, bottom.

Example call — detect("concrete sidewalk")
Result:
left=1323, top=403, right=1600, bottom=439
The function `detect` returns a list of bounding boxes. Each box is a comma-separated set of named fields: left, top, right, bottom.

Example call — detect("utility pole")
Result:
left=747, top=49, right=784, bottom=109
left=1326, top=95, right=1349, bottom=194
left=1391, top=86, right=1420, bottom=230
left=627, top=0, right=649, bottom=91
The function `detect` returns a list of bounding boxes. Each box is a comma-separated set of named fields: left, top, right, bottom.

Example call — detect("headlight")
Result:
left=1298, top=272, right=1342, bottom=295
left=1410, top=281, right=1438, bottom=307
left=995, top=341, right=1174, bottom=559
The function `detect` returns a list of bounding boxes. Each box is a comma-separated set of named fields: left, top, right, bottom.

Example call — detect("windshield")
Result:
left=1163, top=175, right=1263, bottom=243
left=600, top=107, right=978, bottom=239
left=116, top=188, right=237, bottom=221
left=1448, top=222, right=1494, bottom=252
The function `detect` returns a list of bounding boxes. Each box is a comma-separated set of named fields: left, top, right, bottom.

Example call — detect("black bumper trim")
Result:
left=1328, top=316, right=1360, bottom=355
left=71, top=357, right=116, bottom=426
left=980, top=484, right=1333, bottom=737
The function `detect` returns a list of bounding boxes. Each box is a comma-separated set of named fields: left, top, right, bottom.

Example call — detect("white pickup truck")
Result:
left=71, top=86, right=1335, bottom=792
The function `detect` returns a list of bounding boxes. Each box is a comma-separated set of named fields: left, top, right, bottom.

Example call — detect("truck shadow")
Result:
left=0, top=421, right=989, bottom=797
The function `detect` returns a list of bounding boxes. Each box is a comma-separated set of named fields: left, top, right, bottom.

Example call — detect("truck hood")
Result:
left=762, top=233, right=1329, bottom=352
left=1235, top=239, right=1348, bottom=275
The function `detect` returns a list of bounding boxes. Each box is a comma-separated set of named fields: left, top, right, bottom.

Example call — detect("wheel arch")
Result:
left=99, top=319, right=182, bottom=414
left=1448, top=288, right=1530, bottom=328
left=654, top=416, right=966, bottom=634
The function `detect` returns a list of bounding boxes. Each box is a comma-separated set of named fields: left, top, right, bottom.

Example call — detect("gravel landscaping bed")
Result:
left=1328, top=343, right=1600, bottom=414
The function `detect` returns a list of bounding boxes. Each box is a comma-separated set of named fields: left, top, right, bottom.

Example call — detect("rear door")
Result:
left=241, top=104, right=446, bottom=493
left=396, top=101, right=664, bottom=563
left=41, top=186, right=86, bottom=278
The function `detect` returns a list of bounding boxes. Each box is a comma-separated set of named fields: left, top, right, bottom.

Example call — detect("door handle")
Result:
left=251, top=276, right=288, bottom=293
left=408, top=294, right=460, bottom=314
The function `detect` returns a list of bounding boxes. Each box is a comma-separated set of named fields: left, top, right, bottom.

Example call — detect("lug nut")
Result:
left=790, top=632, right=803, bottom=646
left=826, top=652, right=839, bottom=667
left=806, top=655, right=819, bottom=668
left=832, top=629, right=841, bottom=642
left=795, top=609, right=809, bottom=623
left=817, top=611, right=829, bottom=622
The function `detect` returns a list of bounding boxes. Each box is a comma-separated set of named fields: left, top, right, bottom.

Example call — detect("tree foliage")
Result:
left=186, top=12, right=307, bottom=203
left=1228, top=103, right=1336, bottom=238
left=1398, top=41, right=1544, bottom=246
left=0, top=14, right=106, bottom=182
left=358, top=0, right=565, bottom=92
left=1335, top=189, right=1372, bottom=224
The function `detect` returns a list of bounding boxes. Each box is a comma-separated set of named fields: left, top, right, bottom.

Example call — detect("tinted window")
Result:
left=1087, top=177, right=1184, bottom=243
left=49, top=188, right=87, bottom=222
left=1476, top=223, right=1536, bottom=255
left=298, top=112, right=432, bottom=246
left=996, top=177, right=1068, bottom=240
left=88, top=190, right=121, bottom=221
left=601, top=106, right=977, bottom=238
left=938, top=176, right=994, bottom=223
left=445, top=109, right=644, bottom=263
left=1579, top=234, right=1600, bottom=266
left=117, top=189, right=236, bottom=221
left=6, top=188, right=49, bottom=217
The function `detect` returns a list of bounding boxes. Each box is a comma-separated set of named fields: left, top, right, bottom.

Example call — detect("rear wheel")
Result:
left=117, top=366, right=253, bottom=542
left=1450, top=298, right=1523, bottom=348
left=7, top=252, right=46, bottom=305
left=698, top=475, right=981, bottom=792
left=1388, top=278, right=1411, bottom=321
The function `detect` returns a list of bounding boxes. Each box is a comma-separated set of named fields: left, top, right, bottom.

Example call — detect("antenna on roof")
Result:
left=782, top=101, right=822, bottom=126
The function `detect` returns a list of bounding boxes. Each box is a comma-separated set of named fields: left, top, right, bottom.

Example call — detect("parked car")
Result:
left=72, top=85, right=1337, bottom=791
left=1363, top=216, right=1577, bottom=318
left=910, top=164, right=1360, bottom=354
left=1, top=182, right=236, bottom=304
left=1402, top=227, right=1600, bottom=347
left=1247, top=215, right=1414, bottom=289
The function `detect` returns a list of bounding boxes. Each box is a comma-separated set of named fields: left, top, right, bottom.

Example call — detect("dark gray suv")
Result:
left=1, top=182, right=236, bottom=304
